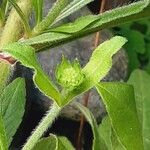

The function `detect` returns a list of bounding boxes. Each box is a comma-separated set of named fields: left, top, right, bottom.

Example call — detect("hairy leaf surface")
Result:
left=62, top=36, right=127, bottom=106
left=2, top=43, right=61, bottom=105
left=22, top=0, right=150, bottom=51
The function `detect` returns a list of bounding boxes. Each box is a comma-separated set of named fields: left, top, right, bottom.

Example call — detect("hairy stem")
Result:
left=0, top=0, right=32, bottom=48
left=32, top=0, right=70, bottom=36
left=22, top=102, right=61, bottom=150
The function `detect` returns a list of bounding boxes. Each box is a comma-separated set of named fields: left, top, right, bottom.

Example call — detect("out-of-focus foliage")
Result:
left=113, top=19, right=150, bottom=75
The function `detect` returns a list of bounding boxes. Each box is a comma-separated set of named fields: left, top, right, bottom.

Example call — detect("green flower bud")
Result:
left=55, top=56, right=84, bottom=90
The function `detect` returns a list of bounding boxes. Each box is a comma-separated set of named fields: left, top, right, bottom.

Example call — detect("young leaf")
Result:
left=2, top=43, right=62, bottom=106
left=96, top=82, right=144, bottom=150
left=0, top=60, right=10, bottom=92
left=53, top=0, right=94, bottom=24
left=49, top=0, right=150, bottom=34
left=32, top=0, right=43, bottom=24
left=0, top=78, right=26, bottom=145
left=49, top=15, right=99, bottom=33
left=75, top=102, right=107, bottom=150
left=32, top=0, right=70, bottom=35
left=128, top=69, right=150, bottom=150
left=33, top=134, right=75, bottom=150
left=0, top=114, right=8, bottom=150
left=61, top=36, right=127, bottom=106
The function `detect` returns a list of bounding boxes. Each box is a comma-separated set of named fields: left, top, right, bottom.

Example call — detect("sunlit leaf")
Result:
left=96, top=82, right=143, bottom=150
left=62, top=36, right=127, bottom=106
left=2, top=43, right=61, bottom=105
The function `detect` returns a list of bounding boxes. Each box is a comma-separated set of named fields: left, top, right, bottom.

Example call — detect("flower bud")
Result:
left=55, top=56, right=84, bottom=90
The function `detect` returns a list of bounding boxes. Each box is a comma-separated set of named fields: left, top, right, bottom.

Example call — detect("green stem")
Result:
left=8, top=0, right=31, bottom=37
left=22, top=102, right=61, bottom=150
left=0, top=0, right=32, bottom=48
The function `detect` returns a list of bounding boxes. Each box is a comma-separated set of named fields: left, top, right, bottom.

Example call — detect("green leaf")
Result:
left=50, top=15, right=99, bottom=33
left=114, top=28, right=146, bottom=74
left=53, top=0, right=94, bottom=24
left=22, top=0, right=150, bottom=52
left=96, top=82, right=143, bottom=150
left=98, top=116, right=113, bottom=150
left=32, top=0, right=70, bottom=35
left=50, top=0, right=150, bottom=34
left=0, top=78, right=26, bottom=145
left=128, top=69, right=150, bottom=150
left=57, top=136, right=75, bottom=150
left=33, top=134, right=75, bottom=150
left=2, top=43, right=62, bottom=106
left=0, top=60, right=10, bottom=92
left=33, top=135, right=57, bottom=150
left=62, top=36, right=127, bottom=106
left=75, top=102, right=107, bottom=150
left=98, top=116, right=125, bottom=150
left=0, top=114, right=8, bottom=150
left=32, top=0, right=43, bottom=24
left=21, top=32, right=70, bottom=49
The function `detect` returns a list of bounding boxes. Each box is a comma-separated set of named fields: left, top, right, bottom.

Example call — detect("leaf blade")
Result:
left=33, top=134, right=75, bottom=150
left=75, top=102, right=107, bottom=150
left=0, top=114, right=8, bottom=150
left=0, top=78, right=26, bottom=145
left=0, top=60, right=10, bottom=92
left=128, top=69, right=150, bottom=150
left=2, top=43, right=61, bottom=106
left=53, top=0, right=94, bottom=24
left=96, top=82, right=144, bottom=150
left=62, top=36, right=127, bottom=106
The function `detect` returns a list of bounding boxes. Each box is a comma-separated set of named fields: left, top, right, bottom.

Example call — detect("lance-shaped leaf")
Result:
left=50, top=0, right=150, bottom=34
left=32, top=0, right=70, bottom=35
left=128, top=69, right=150, bottom=150
left=61, top=36, right=127, bottom=106
left=33, top=134, right=75, bottom=150
left=75, top=102, right=107, bottom=150
left=52, top=0, right=94, bottom=24
left=2, top=43, right=62, bottom=106
left=0, top=78, right=26, bottom=145
left=22, top=0, right=150, bottom=51
left=0, top=60, right=10, bottom=92
left=0, top=114, right=8, bottom=150
left=96, top=82, right=143, bottom=150
left=50, top=15, right=100, bottom=33
left=32, top=0, right=43, bottom=24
